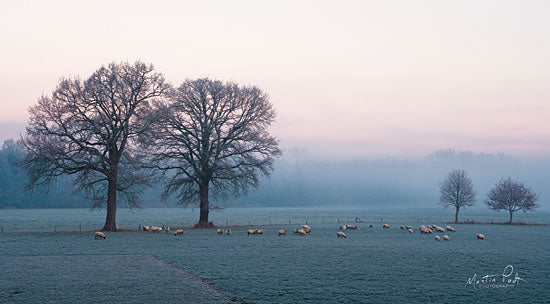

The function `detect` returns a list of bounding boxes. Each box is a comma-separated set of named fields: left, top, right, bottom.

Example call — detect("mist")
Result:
left=218, top=148, right=550, bottom=211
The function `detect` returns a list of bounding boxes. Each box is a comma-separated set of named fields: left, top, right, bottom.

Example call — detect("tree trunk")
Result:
left=509, top=210, right=513, bottom=224
left=196, top=182, right=210, bottom=227
left=455, top=206, right=459, bottom=223
left=102, top=175, right=118, bottom=231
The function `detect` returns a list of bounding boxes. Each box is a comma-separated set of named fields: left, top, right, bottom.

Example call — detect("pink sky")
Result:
left=1, top=0, right=549, bottom=158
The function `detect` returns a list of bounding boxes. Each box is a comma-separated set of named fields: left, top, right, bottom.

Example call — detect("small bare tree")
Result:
left=21, top=61, right=169, bottom=231
left=142, top=78, right=281, bottom=227
left=438, top=169, right=476, bottom=223
left=486, top=177, right=540, bottom=223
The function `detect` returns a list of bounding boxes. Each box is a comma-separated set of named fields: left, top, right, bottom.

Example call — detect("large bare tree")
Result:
left=486, top=177, right=540, bottom=223
left=142, top=78, right=281, bottom=227
left=438, top=169, right=476, bottom=223
left=21, top=61, right=169, bottom=231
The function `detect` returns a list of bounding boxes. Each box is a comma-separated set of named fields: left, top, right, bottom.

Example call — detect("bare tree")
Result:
left=142, top=78, right=281, bottom=227
left=486, top=177, right=540, bottom=223
left=21, top=61, right=169, bottom=231
left=438, top=169, right=476, bottom=223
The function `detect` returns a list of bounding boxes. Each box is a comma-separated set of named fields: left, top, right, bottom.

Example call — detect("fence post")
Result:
left=289, top=219, right=290, bottom=224
left=54, top=225, right=57, bottom=233
left=306, top=220, right=308, bottom=225
left=79, top=224, right=82, bottom=232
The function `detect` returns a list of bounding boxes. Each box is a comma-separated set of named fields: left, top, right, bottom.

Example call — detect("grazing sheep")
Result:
left=435, top=235, right=441, bottom=241
left=346, top=225, right=357, bottom=229
left=302, top=225, right=311, bottom=233
left=278, top=230, right=287, bottom=236
left=337, top=231, right=347, bottom=238
left=406, top=225, right=412, bottom=230
left=369, top=224, right=373, bottom=228
left=257, top=229, right=264, bottom=235
left=383, top=224, right=390, bottom=229
left=151, top=226, right=162, bottom=233
left=427, top=225, right=433, bottom=229
left=296, top=229, right=307, bottom=236
left=164, top=226, right=170, bottom=232
left=142, top=225, right=150, bottom=232
left=226, top=229, right=231, bottom=236
left=445, top=226, right=455, bottom=232
left=443, top=235, right=450, bottom=241
left=340, top=225, right=347, bottom=231
left=174, top=229, right=184, bottom=236
left=400, top=225, right=405, bottom=230
left=436, top=227, right=445, bottom=233
left=217, top=228, right=224, bottom=234
left=94, top=231, right=106, bottom=239
left=248, top=229, right=258, bottom=235
left=408, top=228, right=413, bottom=233
left=477, top=234, right=485, bottom=240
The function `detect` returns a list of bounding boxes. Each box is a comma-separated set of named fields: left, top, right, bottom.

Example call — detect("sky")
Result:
left=1, top=0, right=549, bottom=158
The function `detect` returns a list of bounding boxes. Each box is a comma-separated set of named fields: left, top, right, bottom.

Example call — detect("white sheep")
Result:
left=435, top=235, right=440, bottom=241
left=346, top=224, right=357, bottom=229
left=400, top=225, right=405, bottom=230
left=383, top=224, right=390, bottom=229
left=174, top=229, right=184, bottom=236
left=226, top=229, right=231, bottom=236
left=406, top=225, right=412, bottom=230
left=94, top=231, right=106, bottom=239
left=278, top=230, right=287, bottom=236
left=445, top=226, right=455, bottom=232
left=443, top=235, right=450, bottom=241
left=248, top=229, right=258, bottom=235
left=217, top=228, right=224, bottom=234
left=151, top=226, right=162, bottom=233
left=477, top=234, right=485, bottom=240
left=408, top=228, right=413, bottom=233
left=257, top=229, right=265, bottom=235
left=142, top=225, right=150, bottom=232
left=296, top=229, right=306, bottom=236
left=302, top=225, right=311, bottom=233
left=340, top=225, right=347, bottom=231
left=337, top=231, right=347, bottom=238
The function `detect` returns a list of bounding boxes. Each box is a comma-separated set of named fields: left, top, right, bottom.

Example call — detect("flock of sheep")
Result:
left=94, top=223, right=487, bottom=241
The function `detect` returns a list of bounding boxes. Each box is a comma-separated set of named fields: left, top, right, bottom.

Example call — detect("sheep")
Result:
left=142, top=225, right=150, bottom=232
left=278, top=230, right=287, bottom=236
left=436, top=227, right=445, bottom=233
left=217, top=228, right=224, bottom=234
left=257, top=229, right=264, bottom=235
left=408, top=228, right=413, bottom=233
left=248, top=229, right=258, bottom=235
left=340, top=225, right=347, bottom=231
left=174, top=229, right=184, bottom=236
left=435, top=235, right=441, bottom=241
left=443, top=235, right=450, bottom=241
left=406, top=225, right=412, bottom=230
left=400, top=225, right=405, bottom=230
left=151, top=226, right=162, bottom=233
left=477, top=234, right=485, bottom=240
left=302, top=225, right=311, bottom=233
left=337, top=232, right=347, bottom=238
left=427, top=225, right=433, bottom=230
left=445, top=226, right=455, bottom=232
left=164, top=226, right=170, bottom=233
left=347, top=225, right=358, bottom=229
left=296, top=229, right=307, bottom=236
left=226, top=229, right=231, bottom=236
left=94, top=231, right=106, bottom=239
left=383, top=224, right=390, bottom=229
